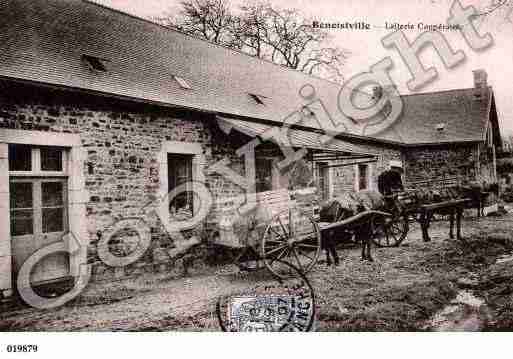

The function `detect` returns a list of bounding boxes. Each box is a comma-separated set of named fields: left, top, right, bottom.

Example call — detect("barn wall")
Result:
left=325, top=145, right=402, bottom=197
left=2, top=82, right=398, bottom=286
left=478, top=142, right=497, bottom=184
left=402, top=142, right=499, bottom=213
left=402, top=144, right=479, bottom=187
left=0, top=81, right=498, bottom=291
left=0, top=83, right=249, bottom=284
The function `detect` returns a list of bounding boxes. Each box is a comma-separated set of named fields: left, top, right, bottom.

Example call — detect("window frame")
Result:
left=255, top=157, right=274, bottom=193
left=8, top=145, right=68, bottom=177
left=8, top=145, right=69, bottom=238
left=0, top=129, right=87, bottom=293
left=9, top=177, right=68, bottom=238
left=315, top=161, right=332, bottom=200
left=355, top=162, right=373, bottom=192
left=167, top=153, right=194, bottom=216
left=158, top=141, right=207, bottom=233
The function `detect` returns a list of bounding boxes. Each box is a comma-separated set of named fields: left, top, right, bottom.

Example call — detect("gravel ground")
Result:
left=1, top=214, right=513, bottom=331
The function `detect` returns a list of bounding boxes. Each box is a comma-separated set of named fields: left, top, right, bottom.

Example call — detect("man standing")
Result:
left=377, top=160, right=404, bottom=196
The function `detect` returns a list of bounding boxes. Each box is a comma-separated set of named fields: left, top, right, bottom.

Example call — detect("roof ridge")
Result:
left=84, top=0, right=345, bottom=89
left=400, top=86, right=492, bottom=98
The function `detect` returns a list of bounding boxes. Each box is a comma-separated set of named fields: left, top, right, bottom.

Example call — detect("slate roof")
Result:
left=377, top=87, right=496, bottom=145
left=217, top=116, right=377, bottom=155
left=0, top=0, right=499, bottom=147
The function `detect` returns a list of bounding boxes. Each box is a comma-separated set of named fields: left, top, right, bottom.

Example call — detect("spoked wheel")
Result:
left=371, top=213, right=409, bottom=247
left=261, top=208, right=321, bottom=278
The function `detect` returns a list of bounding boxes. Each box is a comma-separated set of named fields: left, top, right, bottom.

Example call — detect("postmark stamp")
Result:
left=216, top=260, right=316, bottom=332
left=229, top=294, right=314, bottom=332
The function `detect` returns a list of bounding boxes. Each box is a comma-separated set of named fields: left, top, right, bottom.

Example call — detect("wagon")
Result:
left=212, top=188, right=410, bottom=277
left=212, top=188, right=322, bottom=277
left=401, top=176, right=494, bottom=242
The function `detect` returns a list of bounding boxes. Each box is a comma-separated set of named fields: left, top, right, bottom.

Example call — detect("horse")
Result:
left=318, top=182, right=490, bottom=264
left=319, top=190, right=385, bottom=265
left=400, top=181, right=489, bottom=242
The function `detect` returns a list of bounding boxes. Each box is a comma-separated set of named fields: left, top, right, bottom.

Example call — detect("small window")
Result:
left=358, top=164, right=369, bottom=191
left=174, top=76, right=192, bottom=90
left=316, top=162, right=329, bottom=200
left=168, top=154, right=194, bottom=218
left=8, top=144, right=32, bottom=171
left=82, top=54, right=108, bottom=72
left=256, top=158, right=273, bottom=193
left=249, top=93, right=266, bottom=105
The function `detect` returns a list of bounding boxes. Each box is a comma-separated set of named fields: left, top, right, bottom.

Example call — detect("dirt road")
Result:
left=1, top=214, right=512, bottom=331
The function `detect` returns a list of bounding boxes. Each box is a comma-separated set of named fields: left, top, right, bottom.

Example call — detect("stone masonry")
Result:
left=0, top=81, right=497, bottom=285
left=0, top=82, right=247, bottom=282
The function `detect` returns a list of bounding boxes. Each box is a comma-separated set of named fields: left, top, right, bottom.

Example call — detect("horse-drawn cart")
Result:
left=402, top=177, right=495, bottom=242
left=212, top=188, right=409, bottom=275
left=212, top=188, right=322, bottom=277
left=210, top=175, right=494, bottom=276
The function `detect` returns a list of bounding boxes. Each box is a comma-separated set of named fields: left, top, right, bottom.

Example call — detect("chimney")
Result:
left=473, top=69, right=487, bottom=89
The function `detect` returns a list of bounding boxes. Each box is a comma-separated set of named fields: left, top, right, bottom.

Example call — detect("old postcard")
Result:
left=0, top=0, right=513, bottom=352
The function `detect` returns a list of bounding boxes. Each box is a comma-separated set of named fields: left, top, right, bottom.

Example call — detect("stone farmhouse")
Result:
left=0, top=0, right=501, bottom=300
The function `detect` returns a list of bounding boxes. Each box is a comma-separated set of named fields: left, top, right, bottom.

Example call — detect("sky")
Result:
left=95, top=0, right=513, bottom=135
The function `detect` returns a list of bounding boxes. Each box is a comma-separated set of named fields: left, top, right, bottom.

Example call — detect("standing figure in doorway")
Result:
left=377, top=160, right=404, bottom=196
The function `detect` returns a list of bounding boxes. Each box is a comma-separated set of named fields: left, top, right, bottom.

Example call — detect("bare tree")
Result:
left=238, top=3, right=349, bottom=82
left=157, top=0, right=349, bottom=82
left=156, top=0, right=238, bottom=47
left=472, top=0, right=513, bottom=31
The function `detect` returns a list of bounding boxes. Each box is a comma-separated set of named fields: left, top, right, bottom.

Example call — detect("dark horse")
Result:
left=318, top=182, right=492, bottom=265
left=412, top=181, right=491, bottom=242
left=319, top=190, right=385, bottom=265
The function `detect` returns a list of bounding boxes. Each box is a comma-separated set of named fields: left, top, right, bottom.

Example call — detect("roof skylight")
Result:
left=436, top=123, right=446, bottom=131
left=82, top=54, right=108, bottom=72
left=249, top=93, right=266, bottom=105
left=174, top=75, right=192, bottom=90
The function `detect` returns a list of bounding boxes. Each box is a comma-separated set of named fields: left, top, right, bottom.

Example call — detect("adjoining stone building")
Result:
left=0, top=0, right=501, bottom=299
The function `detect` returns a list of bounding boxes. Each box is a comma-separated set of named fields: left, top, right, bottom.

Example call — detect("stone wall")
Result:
left=403, top=144, right=478, bottom=187
left=330, top=144, right=402, bottom=196
left=3, top=82, right=397, bottom=282
left=0, top=82, right=247, bottom=282
left=478, top=142, right=497, bottom=184
left=403, top=142, right=499, bottom=189
left=1, top=81, right=497, bottom=285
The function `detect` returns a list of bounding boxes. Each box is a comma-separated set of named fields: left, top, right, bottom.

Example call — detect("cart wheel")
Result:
left=371, top=214, right=409, bottom=247
left=261, top=208, right=321, bottom=278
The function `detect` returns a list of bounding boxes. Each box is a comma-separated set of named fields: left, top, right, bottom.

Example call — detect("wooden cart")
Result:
left=213, top=188, right=408, bottom=277
left=213, top=188, right=322, bottom=277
